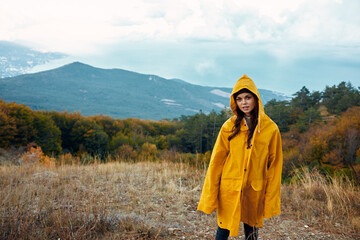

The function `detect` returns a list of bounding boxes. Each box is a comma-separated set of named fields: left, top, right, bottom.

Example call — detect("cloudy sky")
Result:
left=1, top=0, right=359, bottom=94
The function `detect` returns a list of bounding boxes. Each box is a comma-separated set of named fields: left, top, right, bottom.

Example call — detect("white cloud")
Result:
left=195, top=60, right=217, bottom=75
left=0, top=0, right=359, bottom=55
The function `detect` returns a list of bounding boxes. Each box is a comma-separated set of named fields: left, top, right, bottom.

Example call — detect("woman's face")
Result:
left=235, top=92, right=256, bottom=117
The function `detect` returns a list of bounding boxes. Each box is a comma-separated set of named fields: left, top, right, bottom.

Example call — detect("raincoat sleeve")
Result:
left=197, top=122, right=230, bottom=214
left=264, top=127, right=283, bottom=219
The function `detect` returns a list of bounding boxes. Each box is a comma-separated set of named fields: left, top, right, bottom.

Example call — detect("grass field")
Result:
left=1, top=160, right=359, bottom=239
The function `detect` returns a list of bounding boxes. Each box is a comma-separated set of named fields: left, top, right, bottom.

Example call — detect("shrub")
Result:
left=21, top=145, right=55, bottom=167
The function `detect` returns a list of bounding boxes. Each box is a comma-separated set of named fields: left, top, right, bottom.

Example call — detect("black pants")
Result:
left=215, top=223, right=258, bottom=240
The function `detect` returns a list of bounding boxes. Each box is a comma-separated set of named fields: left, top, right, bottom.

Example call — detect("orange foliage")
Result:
left=282, top=107, right=360, bottom=180
left=300, top=107, right=359, bottom=165
left=21, top=146, right=56, bottom=167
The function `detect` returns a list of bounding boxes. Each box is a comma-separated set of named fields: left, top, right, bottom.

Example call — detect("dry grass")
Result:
left=0, top=160, right=214, bottom=239
left=282, top=168, right=360, bottom=237
left=1, top=160, right=359, bottom=239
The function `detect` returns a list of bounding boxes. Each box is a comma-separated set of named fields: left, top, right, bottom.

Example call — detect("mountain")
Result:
left=0, top=41, right=66, bottom=78
left=0, top=62, right=289, bottom=120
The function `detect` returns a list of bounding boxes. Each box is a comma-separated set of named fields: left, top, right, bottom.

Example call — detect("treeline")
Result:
left=0, top=99, right=229, bottom=161
left=1, top=81, right=359, bottom=182
left=265, top=81, right=360, bottom=133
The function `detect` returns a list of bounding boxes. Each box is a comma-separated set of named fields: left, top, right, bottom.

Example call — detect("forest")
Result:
left=1, top=81, right=359, bottom=183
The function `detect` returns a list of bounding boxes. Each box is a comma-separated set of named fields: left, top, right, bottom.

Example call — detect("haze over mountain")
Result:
left=0, top=62, right=289, bottom=120
left=0, top=41, right=66, bottom=78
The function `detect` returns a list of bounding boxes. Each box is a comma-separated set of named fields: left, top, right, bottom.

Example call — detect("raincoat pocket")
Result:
left=250, top=179, right=263, bottom=191
left=219, top=179, right=242, bottom=206
left=218, top=178, right=242, bottom=224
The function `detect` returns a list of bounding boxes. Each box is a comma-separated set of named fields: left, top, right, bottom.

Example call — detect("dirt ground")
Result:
left=108, top=208, right=355, bottom=239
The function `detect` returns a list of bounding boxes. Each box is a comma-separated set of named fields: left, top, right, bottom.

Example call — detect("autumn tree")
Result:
left=7, top=102, right=36, bottom=146
left=294, top=107, right=360, bottom=182
left=140, top=142, right=157, bottom=160
left=115, top=144, right=137, bottom=161
left=336, top=107, right=360, bottom=181
left=0, top=105, right=17, bottom=148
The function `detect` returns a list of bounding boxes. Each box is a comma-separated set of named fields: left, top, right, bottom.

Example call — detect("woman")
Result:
left=197, top=75, right=283, bottom=239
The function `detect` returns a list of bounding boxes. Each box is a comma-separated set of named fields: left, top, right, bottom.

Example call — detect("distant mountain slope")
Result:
left=0, top=41, right=66, bottom=78
left=0, top=62, right=289, bottom=120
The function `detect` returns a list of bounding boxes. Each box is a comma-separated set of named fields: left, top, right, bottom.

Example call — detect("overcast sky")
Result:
left=1, top=0, right=359, bottom=94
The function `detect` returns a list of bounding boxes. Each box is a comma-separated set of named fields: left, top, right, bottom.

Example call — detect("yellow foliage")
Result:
left=140, top=142, right=157, bottom=160
left=21, top=146, right=56, bottom=167
left=283, top=147, right=303, bottom=174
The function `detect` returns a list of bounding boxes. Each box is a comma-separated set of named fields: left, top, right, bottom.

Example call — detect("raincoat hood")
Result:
left=230, top=74, right=265, bottom=132
left=230, top=74, right=264, bottom=116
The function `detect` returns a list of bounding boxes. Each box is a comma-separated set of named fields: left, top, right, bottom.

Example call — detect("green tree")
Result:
left=291, top=86, right=321, bottom=111
left=291, top=86, right=311, bottom=110
left=33, top=112, right=62, bottom=155
left=47, top=111, right=81, bottom=152
left=322, top=82, right=360, bottom=114
left=156, top=135, right=169, bottom=150
left=107, top=132, right=135, bottom=154
left=70, top=118, right=109, bottom=157
left=175, top=109, right=229, bottom=153
left=91, top=115, right=125, bottom=139
left=265, top=99, right=292, bottom=132
left=295, top=107, right=322, bottom=133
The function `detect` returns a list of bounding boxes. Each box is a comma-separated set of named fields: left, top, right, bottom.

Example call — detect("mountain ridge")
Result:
left=0, top=62, right=289, bottom=120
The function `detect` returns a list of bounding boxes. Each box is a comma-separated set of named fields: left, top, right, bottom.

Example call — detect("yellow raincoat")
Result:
left=197, top=75, right=283, bottom=237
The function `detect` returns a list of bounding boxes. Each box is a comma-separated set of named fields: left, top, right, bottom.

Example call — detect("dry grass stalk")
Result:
left=282, top=167, right=360, bottom=236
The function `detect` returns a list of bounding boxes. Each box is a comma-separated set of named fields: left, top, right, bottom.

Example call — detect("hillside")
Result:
left=0, top=62, right=289, bottom=120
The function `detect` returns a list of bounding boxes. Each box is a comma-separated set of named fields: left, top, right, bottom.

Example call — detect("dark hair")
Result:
left=228, top=89, right=259, bottom=148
